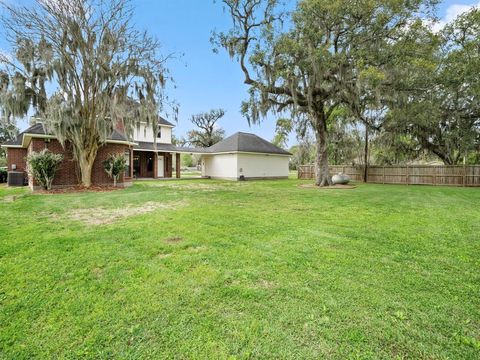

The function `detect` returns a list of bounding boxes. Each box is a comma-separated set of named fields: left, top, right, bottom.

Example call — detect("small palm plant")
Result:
left=103, top=153, right=127, bottom=187
left=26, top=149, right=63, bottom=190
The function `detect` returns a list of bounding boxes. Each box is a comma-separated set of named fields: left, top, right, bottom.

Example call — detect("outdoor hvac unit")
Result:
left=7, top=171, right=25, bottom=186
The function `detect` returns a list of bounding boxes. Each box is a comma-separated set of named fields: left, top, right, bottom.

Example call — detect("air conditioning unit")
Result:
left=7, top=171, right=25, bottom=186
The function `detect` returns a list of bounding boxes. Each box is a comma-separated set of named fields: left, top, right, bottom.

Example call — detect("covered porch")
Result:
left=133, top=150, right=181, bottom=179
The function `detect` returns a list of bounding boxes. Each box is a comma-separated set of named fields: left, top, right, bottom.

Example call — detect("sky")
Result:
left=2, top=0, right=480, bottom=146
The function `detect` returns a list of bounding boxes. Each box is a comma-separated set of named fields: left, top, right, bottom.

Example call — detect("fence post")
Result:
left=383, top=166, right=385, bottom=184
left=433, top=166, right=436, bottom=186
left=406, top=166, right=409, bottom=186
left=463, top=165, right=466, bottom=187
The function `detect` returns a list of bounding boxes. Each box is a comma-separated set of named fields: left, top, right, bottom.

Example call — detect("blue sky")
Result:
left=2, top=0, right=480, bottom=145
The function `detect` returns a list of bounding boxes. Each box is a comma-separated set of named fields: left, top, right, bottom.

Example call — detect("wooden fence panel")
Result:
left=466, top=166, right=480, bottom=186
left=297, top=164, right=480, bottom=187
left=383, top=166, right=406, bottom=184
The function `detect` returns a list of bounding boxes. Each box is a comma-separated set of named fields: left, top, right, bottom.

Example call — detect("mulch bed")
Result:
left=298, top=184, right=357, bottom=190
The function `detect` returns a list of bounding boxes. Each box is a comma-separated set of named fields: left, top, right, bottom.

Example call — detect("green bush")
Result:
left=103, top=153, right=127, bottom=187
left=0, top=154, right=6, bottom=167
left=26, top=149, right=63, bottom=190
left=181, top=153, right=194, bottom=168
left=0, top=168, right=7, bottom=183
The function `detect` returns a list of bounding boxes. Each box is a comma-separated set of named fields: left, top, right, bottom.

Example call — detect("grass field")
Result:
left=1, top=179, right=479, bottom=359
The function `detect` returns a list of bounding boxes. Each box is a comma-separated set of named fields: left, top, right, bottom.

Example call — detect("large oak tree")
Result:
left=385, top=8, right=480, bottom=164
left=214, top=0, right=435, bottom=185
left=0, top=0, right=171, bottom=187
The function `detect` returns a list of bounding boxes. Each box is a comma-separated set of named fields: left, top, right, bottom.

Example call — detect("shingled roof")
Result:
left=2, top=123, right=47, bottom=147
left=205, top=132, right=291, bottom=155
left=134, top=141, right=202, bottom=153
left=158, top=116, right=175, bottom=127
left=1, top=123, right=130, bottom=148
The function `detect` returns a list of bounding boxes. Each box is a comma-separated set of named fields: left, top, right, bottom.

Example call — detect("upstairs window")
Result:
left=157, top=127, right=162, bottom=138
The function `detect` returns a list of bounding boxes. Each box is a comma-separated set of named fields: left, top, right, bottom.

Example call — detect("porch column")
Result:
left=176, top=153, right=181, bottom=178
left=130, top=148, right=134, bottom=178
left=153, top=152, right=158, bottom=179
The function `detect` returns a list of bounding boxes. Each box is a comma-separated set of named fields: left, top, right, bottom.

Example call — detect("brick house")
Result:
left=2, top=117, right=292, bottom=189
left=1, top=117, right=191, bottom=190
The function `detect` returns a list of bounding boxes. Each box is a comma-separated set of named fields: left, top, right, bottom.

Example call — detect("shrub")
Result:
left=181, top=153, right=194, bottom=168
left=0, top=168, right=7, bottom=183
left=26, top=149, right=63, bottom=190
left=103, top=153, right=127, bottom=187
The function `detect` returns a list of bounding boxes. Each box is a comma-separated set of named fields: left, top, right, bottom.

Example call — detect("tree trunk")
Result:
left=314, top=116, right=332, bottom=187
left=364, top=125, right=369, bottom=183
left=77, top=148, right=97, bottom=188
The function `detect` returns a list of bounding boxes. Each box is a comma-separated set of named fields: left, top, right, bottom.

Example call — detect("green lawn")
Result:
left=1, top=179, right=479, bottom=359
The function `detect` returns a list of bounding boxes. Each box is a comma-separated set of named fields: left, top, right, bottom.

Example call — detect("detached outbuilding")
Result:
left=200, top=132, right=291, bottom=180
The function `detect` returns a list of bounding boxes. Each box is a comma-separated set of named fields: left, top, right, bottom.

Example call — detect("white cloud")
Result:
left=431, top=1, right=480, bottom=32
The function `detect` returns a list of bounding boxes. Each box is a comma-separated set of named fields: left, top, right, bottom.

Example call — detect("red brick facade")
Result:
left=7, top=139, right=133, bottom=190
left=6, top=148, right=27, bottom=173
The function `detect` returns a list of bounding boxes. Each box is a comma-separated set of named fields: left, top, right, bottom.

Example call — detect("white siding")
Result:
left=202, top=152, right=289, bottom=180
left=237, top=153, right=289, bottom=178
left=133, top=123, right=172, bottom=144
left=158, top=126, right=172, bottom=144
left=202, top=154, right=238, bottom=179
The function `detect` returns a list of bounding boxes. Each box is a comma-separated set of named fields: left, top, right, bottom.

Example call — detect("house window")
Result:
left=136, top=123, right=140, bottom=134
left=157, top=127, right=162, bottom=138
left=124, top=149, right=131, bottom=178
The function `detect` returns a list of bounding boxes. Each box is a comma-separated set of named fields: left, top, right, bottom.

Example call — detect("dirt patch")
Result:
left=164, top=236, right=183, bottom=244
left=1, top=193, right=29, bottom=203
left=186, top=245, right=207, bottom=253
left=299, top=184, right=357, bottom=190
left=141, top=182, right=236, bottom=192
left=64, top=201, right=186, bottom=225
left=256, top=279, right=276, bottom=289
left=91, top=267, right=104, bottom=278
left=2, top=195, right=18, bottom=202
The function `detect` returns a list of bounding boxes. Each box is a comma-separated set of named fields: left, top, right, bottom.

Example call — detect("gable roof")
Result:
left=158, top=116, right=175, bottom=127
left=206, top=132, right=291, bottom=155
left=2, top=123, right=46, bottom=147
left=1, top=123, right=131, bottom=148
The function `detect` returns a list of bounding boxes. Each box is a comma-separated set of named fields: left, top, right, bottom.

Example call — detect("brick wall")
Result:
left=92, top=143, right=131, bottom=185
left=11, top=138, right=132, bottom=189
left=7, top=148, right=27, bottom=172
left=29, top=139, right=77, bottom=187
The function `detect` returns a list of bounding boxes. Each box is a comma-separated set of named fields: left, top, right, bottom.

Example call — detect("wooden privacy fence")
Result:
left=297, top=165, right=480, bottom=187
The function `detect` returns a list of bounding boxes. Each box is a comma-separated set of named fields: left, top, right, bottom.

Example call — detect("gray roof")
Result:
left=205, top=132, right=291, bottom=155
left=158, top=116, right=175, bottom=127
left=110, top=129, right=128, bottom=142
left=134, top=141, right=202, bottom=153
left=2, top=123, right=130, bottom=147
left=2, top=123, right=46, bottom=146
left=2, top=135, right=23, bottom=146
